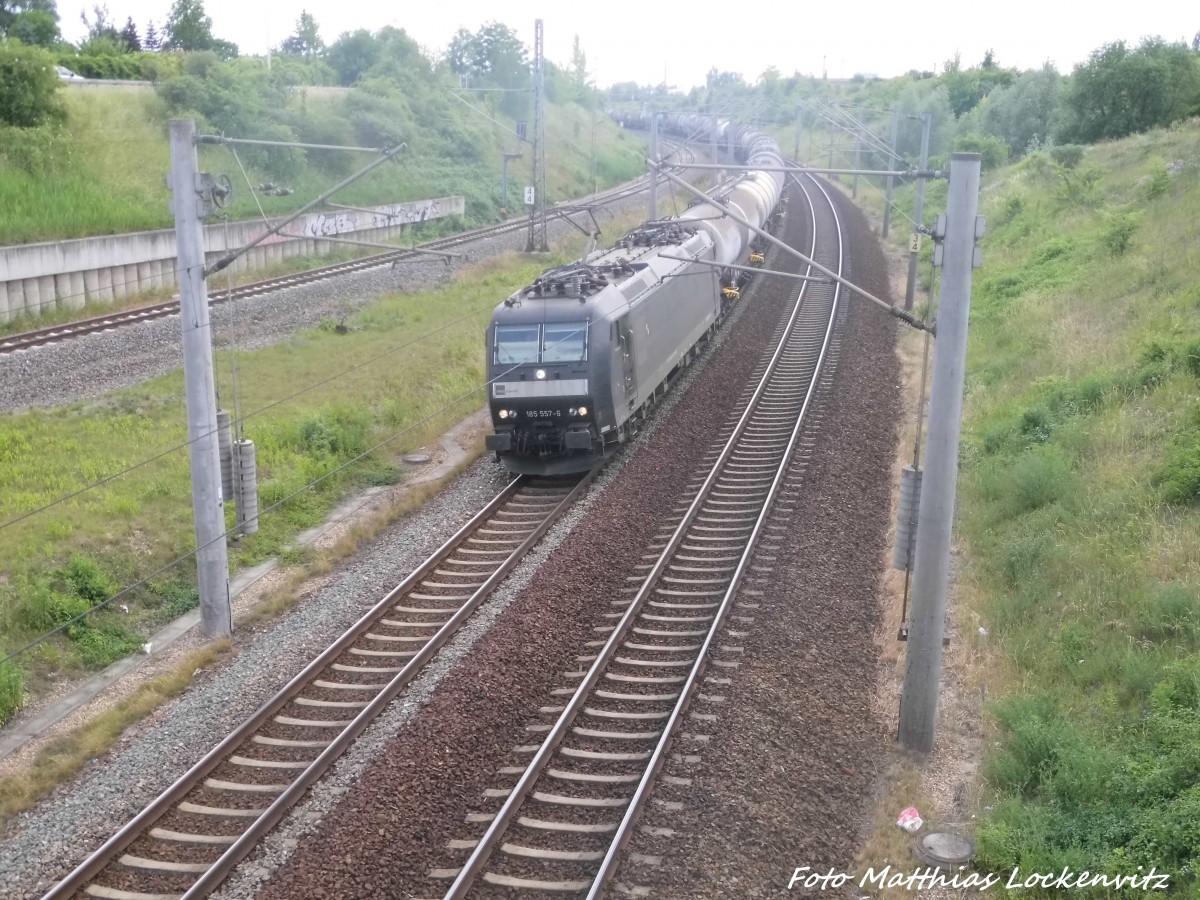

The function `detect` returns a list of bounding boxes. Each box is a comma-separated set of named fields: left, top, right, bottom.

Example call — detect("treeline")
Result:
left=0, top=0, right=596, bottom=139
left=614, top=38, right=1200, bottom=169
left=0, top=5, right=643, bottom=239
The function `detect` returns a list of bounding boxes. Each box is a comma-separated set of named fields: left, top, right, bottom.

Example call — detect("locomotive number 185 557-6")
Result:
left=524, top=409, right=561, bottom=418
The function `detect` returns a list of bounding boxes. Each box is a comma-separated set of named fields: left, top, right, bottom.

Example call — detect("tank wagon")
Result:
left=485, top=124, right=785, bottom=475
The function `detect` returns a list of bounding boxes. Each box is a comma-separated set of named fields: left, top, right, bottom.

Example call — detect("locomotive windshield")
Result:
left=542, top=322, right=587, bottom=362
left=494, top=325, right=541, bottom=365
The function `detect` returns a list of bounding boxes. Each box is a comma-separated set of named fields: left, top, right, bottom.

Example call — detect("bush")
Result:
left=0, top=122, right=73, bottom=175
left=59, top=54, right=145, bottom=80
left=1184, top=338, right=1200, bottom=379
left=14, top=577, right=91, bottom=632
left=297, top=408, right=369, bottom=459
left=1050, top=144, right=1085, bottom=168
left=0, top=42, right=65, bottom=128
left=1154, top=438, right=1200, bottom=504
left=1101, top=212, right=1139, bottom=255
left=149, top=578, right=200, bottom=618
left=1009, top=445, right=1073, bottom=515
left=1144, top=166, right=1171, bottom=200
left=954, top=132, right=1010, bottom=169
left=64, top=554, right=118, bottom=603
left=67, top=621, right=143, bottom=668
left=1056, top=164, right=1103, bottom=206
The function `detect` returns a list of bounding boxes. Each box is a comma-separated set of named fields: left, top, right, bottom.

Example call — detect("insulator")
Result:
left=893, top=464, right=922, bottom=570
left=233, top=439, right=259, bottom=535
left=216, top=410, right=233, bottom=501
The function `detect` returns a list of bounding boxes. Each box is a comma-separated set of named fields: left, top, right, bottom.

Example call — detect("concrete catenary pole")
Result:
left=169, top=118, right=232, bottom=638
left=849, top=106, right=859, bottom=198
left=648, top=109, right=658, bottom=221
left=793, top=105, right=802, bottom=163
left=898, top=152, right=983, bottom=753
left=882, top=107, right=899, bottom=238
left=904, top=112, right=932, bottom=310
left=526, top=19, right=548, bottom=252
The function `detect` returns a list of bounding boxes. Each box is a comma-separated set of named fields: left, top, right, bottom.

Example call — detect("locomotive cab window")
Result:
left=541, top=322, right=588, bottom=363
left=494, top=325, right=541, bottom=365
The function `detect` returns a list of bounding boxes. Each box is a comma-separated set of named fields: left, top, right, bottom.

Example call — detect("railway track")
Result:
left=0, top=144, right=695, bottom=357
left=415, top=172, right=846, bottom=898
left=43, top=472, right=597, bottom=900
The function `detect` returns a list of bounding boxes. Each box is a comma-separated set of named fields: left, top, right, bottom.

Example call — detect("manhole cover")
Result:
left=404, top=453, right=432, bottom=465
left=913, top=832, right=975, bottom=869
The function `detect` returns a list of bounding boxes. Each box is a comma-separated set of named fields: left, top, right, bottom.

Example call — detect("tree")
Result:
left=979, top=64, right=1061, bottom=155
left=1059, top=37, right=1200, bottom=142
left=446, top=22, right=529, bottom=116
left=163, top=0, right=234, bottom=56
left=706, top=69, right=750, bottom=112
left=80, top=4, right=118, bottom=41
left=940, top=54, right=981, bottom=117
left=119, top=16, right=139, bottom=51
left=325, top=29, right=378, bottom=84
left=0, top=0, right=59, bottom=46
left=569, top=34, right=587, bottom=98
left=281, top=10, right=322, bottom=58
left=0, top=41, right=64, bottom=126
left=142, top=19, right=159, bottom=51
left=10, top=7, right=55, bottom=45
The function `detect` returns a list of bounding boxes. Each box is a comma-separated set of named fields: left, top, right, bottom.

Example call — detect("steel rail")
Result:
left=441, top=170, right=841, bottom=899
left=1, top=142, right=698, bottom=357
left=589, top=171, right=844, bottom=897
left=44, top=469, right=598, bottom=900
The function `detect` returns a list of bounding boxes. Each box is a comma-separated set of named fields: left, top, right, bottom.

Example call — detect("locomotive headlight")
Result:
left=578, top=405, right=588, bottom=416
left=498, top=409, right=509, bottom=419
left=535, top=369, right=546, bottom=380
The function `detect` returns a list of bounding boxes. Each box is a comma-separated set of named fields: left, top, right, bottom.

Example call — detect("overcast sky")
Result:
left=63, top=0, right=1198, bottom=89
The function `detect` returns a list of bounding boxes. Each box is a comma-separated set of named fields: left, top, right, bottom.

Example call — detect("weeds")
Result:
left=1, top=84, right=645, bottom=244
left=0, top=640, right=229, bottom=821
left=1101, top=211, right=1140, bottom=255
left=0, top=661, right=23, bottom=723
left=0, top=214, right=627, bottom=720
left=958, top=119, right=1200, bottom=891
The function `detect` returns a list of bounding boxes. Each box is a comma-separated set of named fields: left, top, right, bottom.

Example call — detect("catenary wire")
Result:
left=0, top=326, right=594, bottom=667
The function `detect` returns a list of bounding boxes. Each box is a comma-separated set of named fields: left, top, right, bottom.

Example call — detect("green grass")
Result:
left=0, top=233, right=613, bottom=722
left=944, top=122, right=1200, bottom=892
left=0, top=87, right=645, bottom=244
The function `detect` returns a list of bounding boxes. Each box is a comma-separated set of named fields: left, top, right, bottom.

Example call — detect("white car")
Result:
left=56, top=66, right=85, bottom=81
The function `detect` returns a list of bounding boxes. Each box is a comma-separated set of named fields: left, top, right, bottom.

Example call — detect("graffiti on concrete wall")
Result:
left=297, top=198, right=453, bottom=239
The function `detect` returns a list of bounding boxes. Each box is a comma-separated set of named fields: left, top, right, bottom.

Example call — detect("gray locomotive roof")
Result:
left=489, top=226, right=713, bottom=328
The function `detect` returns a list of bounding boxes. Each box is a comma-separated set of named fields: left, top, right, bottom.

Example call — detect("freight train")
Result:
left=484, top=119, right=785, bottom=475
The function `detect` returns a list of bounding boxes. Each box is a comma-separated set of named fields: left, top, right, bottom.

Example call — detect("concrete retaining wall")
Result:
left=0, top=196, right=465, bottom=322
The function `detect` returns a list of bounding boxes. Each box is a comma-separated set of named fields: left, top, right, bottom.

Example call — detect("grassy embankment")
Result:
left=0, top=204, right=650, bottom=724
left=0, top=84, right=646, bottom=334
left=0, top=88, right=644, bottom=244
left=853, top=123, right=1200, bottom=890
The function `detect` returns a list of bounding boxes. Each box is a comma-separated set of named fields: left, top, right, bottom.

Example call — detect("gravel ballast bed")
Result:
left=0, top=173, right=709, bottom=896
left=247, top=188, right=814, bottom=900
left=0, top=185, right=670, bottom=415
left=0, top=462, right=510, bottom=900
left=618, top=189, right=902, bottom=896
